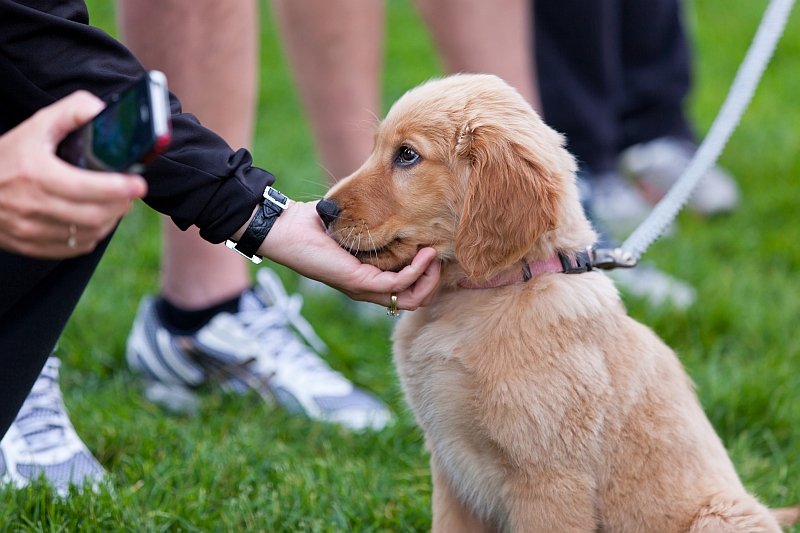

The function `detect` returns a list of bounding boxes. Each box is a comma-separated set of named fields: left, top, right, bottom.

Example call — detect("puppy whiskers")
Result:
left=343, top=226, right=357, bottom=252
left=365, top=225, right=379, bottom=266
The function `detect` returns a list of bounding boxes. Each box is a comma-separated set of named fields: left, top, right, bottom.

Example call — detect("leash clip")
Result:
left=559, top=247, right=638, bottom=274
left=589, top=247, right=638, bottom=270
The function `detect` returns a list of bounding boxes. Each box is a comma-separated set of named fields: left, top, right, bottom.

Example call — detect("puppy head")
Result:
left=320, top=74, right=594, bottom=282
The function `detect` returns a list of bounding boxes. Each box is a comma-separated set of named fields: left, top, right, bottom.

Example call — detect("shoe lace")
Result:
left=236, top=270, right=346, bottom=385
left=14, top=359, right=72, bottom=454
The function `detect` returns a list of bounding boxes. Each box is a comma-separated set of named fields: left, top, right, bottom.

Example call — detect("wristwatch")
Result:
left=225, top=186, right=290, bottom=264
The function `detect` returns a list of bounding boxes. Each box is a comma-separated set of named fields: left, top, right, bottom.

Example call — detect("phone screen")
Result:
left=57, top=71, right=171, bottom=173
left=90, top=78, right=154, bottom=170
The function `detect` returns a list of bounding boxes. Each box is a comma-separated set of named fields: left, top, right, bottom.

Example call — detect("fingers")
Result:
left=55, top=218, right=117, bottom=257
left=35, top=96, right=148, bottom=207
left=357, top=247, right=440, bottom=311
left=37, top=90, right=105, bottom=145
left=0, top=161, right=143, bottom=258
left=416, top=258, right=442, bottom=307
left=32, top=90, right=148, bottom=200
left=383, top=247, right=438, bottom=293
left=0, top=201, right=130, bottom=259
left=44, top=160, right=148, bottom=202
left=394, top=251, right=441, bottom=311
left=0, top=91, right=147, bottom=259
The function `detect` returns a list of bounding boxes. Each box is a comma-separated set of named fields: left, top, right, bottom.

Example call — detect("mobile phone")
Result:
left=58, top=71, right=172, bottom=174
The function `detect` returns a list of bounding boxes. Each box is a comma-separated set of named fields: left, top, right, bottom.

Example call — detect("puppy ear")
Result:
left=454, top=121, right=562, bottom=282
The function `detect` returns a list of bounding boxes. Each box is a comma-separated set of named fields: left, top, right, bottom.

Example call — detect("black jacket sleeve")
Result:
left=0, top=0, right=275, bottom=243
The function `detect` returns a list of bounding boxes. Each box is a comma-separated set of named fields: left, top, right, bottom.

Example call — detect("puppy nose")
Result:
left=316, top=199, right=341, bottom=228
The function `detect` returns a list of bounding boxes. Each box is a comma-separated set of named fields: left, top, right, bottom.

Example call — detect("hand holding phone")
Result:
left=57, top=71, right=172, bottom=174
left=0, top=91, right=148, bottom=258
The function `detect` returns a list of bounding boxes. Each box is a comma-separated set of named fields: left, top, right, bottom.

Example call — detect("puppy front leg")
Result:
left=430, top=451, right=495, bottom=533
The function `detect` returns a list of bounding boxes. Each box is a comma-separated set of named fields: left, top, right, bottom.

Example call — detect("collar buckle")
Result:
left=559, top=248, right=593, bottom=274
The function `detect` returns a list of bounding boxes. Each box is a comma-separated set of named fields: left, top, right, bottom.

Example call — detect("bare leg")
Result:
left=118, top=0, right=259, bottom=309
left=271, top=0, right=384, bottom=183
left=414, top=0, right=542, bottom=113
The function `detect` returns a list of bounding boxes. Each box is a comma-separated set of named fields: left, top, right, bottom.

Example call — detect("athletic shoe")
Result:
left=618, top=136, right=740, bottom=215
left=589, top=171, right=654, bottom=241
left=608, top=264, right=696, bottom=309
left=298, top=276, right=389, bottom=323
left=126, top=268, right=393, bottom=431
left=0, top=357, right=105, bottom=496
left=578, top=170, right=694, bottom=309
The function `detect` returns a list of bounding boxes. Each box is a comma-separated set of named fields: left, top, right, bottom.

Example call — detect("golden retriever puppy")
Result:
left=316, top=74, right=798, bottom=532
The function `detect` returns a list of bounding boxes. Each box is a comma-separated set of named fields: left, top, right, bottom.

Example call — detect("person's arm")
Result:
left=0, top=0, right=270, bottom=244
left=0, top=91, right=147, bottom=258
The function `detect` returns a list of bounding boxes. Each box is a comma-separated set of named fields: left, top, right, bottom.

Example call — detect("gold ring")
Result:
left=387, top=293, right=400, bottom=317
left=67, top=224, right=77, bottom=248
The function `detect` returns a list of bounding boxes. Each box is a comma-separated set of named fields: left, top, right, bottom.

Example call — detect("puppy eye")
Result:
left=395, top=146, right=420, bottom=167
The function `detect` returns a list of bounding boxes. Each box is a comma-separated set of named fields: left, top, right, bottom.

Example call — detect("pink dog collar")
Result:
left=457, top=251, right=591, bottom=289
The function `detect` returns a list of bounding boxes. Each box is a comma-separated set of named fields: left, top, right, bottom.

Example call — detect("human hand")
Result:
left=257, top=201, right=441, bottom=310
left=0, top=90, right=148, bottom=259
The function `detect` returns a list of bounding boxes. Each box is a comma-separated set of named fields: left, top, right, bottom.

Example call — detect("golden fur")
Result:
left=322, top=74, right=798, bottom=532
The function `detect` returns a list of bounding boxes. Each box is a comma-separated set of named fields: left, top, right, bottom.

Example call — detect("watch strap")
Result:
left=225, top=186, right=288, bottom=263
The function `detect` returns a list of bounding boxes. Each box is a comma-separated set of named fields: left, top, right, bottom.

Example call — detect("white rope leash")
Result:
left=616, top=0, right=795, bottom=264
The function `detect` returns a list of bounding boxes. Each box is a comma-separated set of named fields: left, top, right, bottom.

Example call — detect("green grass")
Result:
left=3, top=0, right=800, bottom=530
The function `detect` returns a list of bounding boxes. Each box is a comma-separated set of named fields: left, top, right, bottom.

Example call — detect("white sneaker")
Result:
left=589, top=172, right=654, bottom=240
left=0, top=357, right=105, bottom=496
left=608, top=264, right=696, bottom=309
left=298, top=276, right=390, bottom=323
left=618, top=136, right=740, bottom=215
left=127, top=268, right=393, bottom=431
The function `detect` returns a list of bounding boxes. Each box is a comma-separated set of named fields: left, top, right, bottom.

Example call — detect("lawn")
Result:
left=2, top=0, right=800, bottom=531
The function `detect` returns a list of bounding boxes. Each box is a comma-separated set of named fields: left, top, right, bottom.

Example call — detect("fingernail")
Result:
left=130, top=177, right=147, bottom=197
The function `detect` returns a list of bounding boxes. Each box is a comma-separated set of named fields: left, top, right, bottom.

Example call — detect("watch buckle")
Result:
left=263, top=186, right=289, bottom=210
left=225, top=239, right=263, bottom=264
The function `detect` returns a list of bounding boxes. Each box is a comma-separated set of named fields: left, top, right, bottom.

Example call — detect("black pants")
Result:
left=0, top=235, right=112, bottom=437
left=535, top=0, right=695, bottom=173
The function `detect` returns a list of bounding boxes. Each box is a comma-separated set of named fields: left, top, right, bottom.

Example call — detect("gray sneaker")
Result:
left=126, top=268, right=392, bottom=431
left=607, top=264, right=696, bottom=309
left=589, top=172, right=655, bottom=241
left=618, top=136, right=740, bottom=215
left=0, top=357, right=105, bottom=496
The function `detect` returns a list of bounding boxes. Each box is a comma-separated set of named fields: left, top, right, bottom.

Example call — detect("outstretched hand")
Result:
left=257, top=200, right=441, bottom=311
left=0, top=91, right=147, bottom=259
